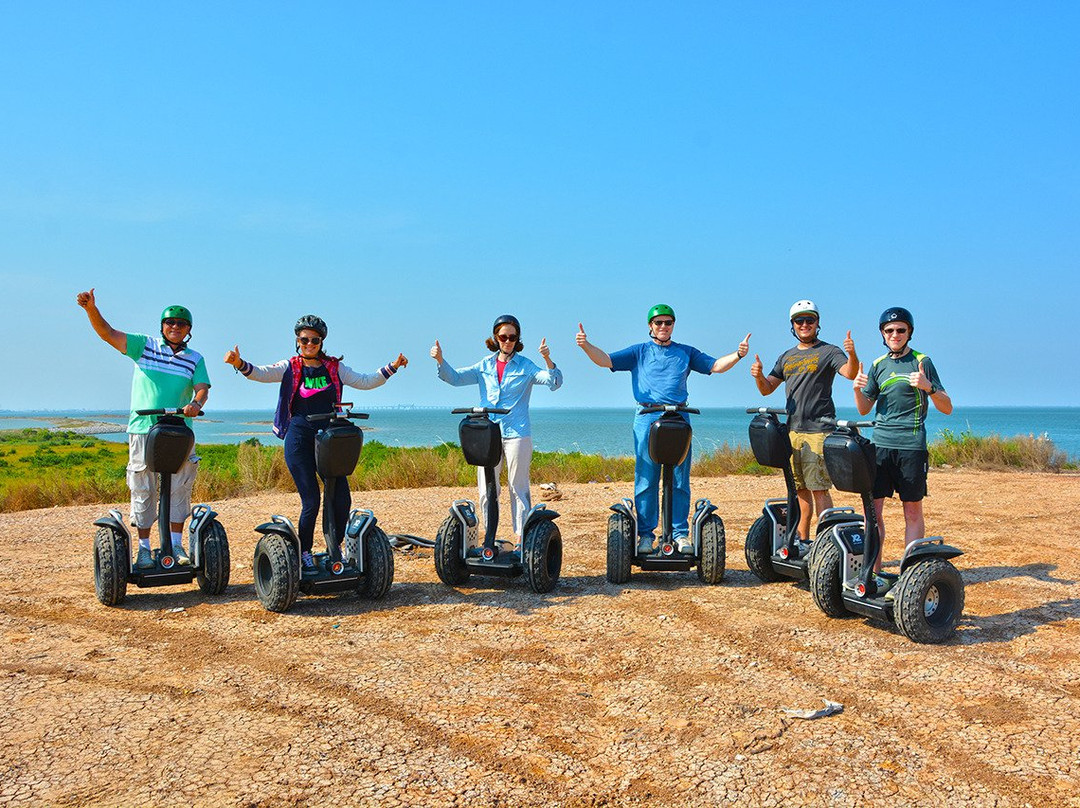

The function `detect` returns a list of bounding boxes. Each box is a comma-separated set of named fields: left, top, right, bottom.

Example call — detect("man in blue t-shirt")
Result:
left=577, top=305, right=750, bottom=553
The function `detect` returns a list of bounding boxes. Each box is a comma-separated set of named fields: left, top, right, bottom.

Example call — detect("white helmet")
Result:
left=789, top=299, right=819, bottom=320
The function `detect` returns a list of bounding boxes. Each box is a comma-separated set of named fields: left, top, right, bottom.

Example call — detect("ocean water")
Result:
left=2, top=406, right=1078, bottom=459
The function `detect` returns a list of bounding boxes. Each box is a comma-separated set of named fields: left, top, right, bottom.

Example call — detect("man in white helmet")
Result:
left=750, top=300, right=859, bottom=542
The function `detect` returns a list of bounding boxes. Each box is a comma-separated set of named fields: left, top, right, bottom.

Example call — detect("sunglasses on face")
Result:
left=496, top=333, right=519, bottom=343
left=792, top=317, right=818, bottom=326
left=651, top=319, right=675, bottom=327
left=163, top=319, right=190, bottom=327
left=883, top=327, right=908, bottom=335
left=298, top=336, right=323, bottom=345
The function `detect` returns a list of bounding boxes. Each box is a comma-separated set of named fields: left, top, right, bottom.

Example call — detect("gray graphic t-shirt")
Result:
left=769, top=341, right=848, bottom=433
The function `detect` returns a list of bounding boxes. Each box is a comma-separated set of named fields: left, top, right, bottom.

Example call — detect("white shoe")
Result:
left=676, top=538, right=694, bottom=554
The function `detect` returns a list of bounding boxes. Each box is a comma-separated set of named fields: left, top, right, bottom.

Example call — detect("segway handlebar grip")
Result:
left=451, top=407, right=511, bottom=415
left=638, top=404, right=699, bottom=416
left=833, top=419, right=876, bottom=430
left=135, top=408, right=204, bottom=417
left=746, top=406, right=788, bottom=416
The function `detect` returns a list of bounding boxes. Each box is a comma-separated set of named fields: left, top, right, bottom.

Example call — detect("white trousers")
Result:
left=127, top=434, right=199, bottom=529
left=478, top=436, right=533, bottom=538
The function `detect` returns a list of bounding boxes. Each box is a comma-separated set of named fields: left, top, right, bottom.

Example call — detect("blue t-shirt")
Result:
left=609, top=341, right=716, bottom=405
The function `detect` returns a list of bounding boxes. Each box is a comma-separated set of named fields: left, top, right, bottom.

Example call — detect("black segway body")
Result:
left=92, top=409, right=230, bottom=606
left=434, top=407, right=562, bottom=593
left=606, top=405, right=725, bottom=585
left=743, top=408, right=861, bottom=584
left=252, top=407, right=394, bottom=613
left=808, top=420, right=965, bottom=643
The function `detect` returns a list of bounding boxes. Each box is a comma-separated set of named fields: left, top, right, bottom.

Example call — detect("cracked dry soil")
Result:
left=2, top=469, right=1079, bottom=807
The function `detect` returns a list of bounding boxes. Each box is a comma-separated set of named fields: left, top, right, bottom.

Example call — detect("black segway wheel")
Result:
left=196, top=519, right=231, bottom=595
left=523, top=519, right=562, bottom=594
left=253, top=534, right=299, bottom=613
left=807, top=537, right=847, bottom=618
left=606, top=512, right=633, bottom=584
left=356, top=527, right=395, bottom=600
left=434, top=515, right=470, bottom=586
left=696, top=514, right=726, bottom=584
left=744, top=515, right=781, bottom=583
left=93, top=527, right=128, bottom=606
left=893, top=558, right=965, bottom=644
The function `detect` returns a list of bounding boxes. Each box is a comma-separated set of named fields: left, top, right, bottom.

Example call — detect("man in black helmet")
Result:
left=77, top=288, right=210, bottom=569
left=853, top=307, right=952, bottom=573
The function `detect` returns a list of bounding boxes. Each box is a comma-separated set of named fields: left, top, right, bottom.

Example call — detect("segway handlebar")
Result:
left=638, top=404, right=700, bottom=416
left=746, top=407, right=788, bottom=416
left=135, top=408, right=204, bottom=417
left=451, top=407, right=511, bottom=415
left=830, top=418, right=876, bottom=430
left=306, top=404, right=369, bottom=423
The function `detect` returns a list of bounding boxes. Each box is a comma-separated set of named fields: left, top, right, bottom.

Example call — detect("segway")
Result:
left=434, top=407, right=562, bottom=593
left=806, top=419, right=965, bottom=643
left=92, top=408, right=230, bottom=606
left=606, top=405, right=726, bottom=585
left=743, top=407, right=860, bottom=583
left=252, top=404, right=394, bottom=612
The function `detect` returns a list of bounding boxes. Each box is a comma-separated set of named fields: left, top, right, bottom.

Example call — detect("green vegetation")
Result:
left=0, top=427, right=1073, bottom=513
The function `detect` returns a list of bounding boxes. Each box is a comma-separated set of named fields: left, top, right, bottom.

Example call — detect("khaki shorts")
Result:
left=127, top=433, right=199, bottom=529
left=789, top=430, right=832, bottom=491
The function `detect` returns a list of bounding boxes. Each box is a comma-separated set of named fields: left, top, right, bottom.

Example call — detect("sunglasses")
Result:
left=298, top=336, right=323, bottom=345
left=496, top=333, right=519, bottom=343
left=163, top=318, right=190, bottom=327
left=883, top=327, right=909, bottom=335
left=792, top=316, right=818, bottom=326
left=651, top=319, right=675, bottom=327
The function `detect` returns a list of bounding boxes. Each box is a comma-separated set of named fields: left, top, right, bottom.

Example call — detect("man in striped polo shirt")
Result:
left=77, top=288, right=211, bottom=569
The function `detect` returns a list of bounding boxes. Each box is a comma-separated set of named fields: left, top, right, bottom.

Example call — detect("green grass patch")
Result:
left=0, top=427, right=1072, bottom=513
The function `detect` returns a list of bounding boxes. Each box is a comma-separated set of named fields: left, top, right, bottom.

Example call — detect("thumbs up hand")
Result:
left=538, top=337, right=550, bottom=359
left=853, top=362, right=868, bottom=391
left=430, top=340, right=443, bottom=363
left=224, top=345, right=242, bottom=368
left=909, top=359, right=930, bottom=391
left=575, top=323, right=588, bottom=348
left=737, top=333, right=751, bottom=359
left=750, top=353, right=763, bottom=378
left=843, top=329, right=855, bottom=355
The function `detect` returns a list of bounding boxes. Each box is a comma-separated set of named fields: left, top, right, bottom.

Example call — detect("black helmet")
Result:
left=294, top=314, right=328, bottom=338
left=879, top=307, right=914, bottom=334
left=493, top=314, right=520, bottom=335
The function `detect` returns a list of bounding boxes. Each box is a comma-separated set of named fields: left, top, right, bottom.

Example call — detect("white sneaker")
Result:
left=675, top=537, right=694, bottom=554
left=173, top=543, right=191, bottom=566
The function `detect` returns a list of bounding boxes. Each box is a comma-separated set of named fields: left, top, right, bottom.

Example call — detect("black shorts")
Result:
left=872, top=448, right=928, bottom=502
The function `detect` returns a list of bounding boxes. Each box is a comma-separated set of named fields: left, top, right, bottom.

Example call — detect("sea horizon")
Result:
left=3, top=405, right=1078, bottom=460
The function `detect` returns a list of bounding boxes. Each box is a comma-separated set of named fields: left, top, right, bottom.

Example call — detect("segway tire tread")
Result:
left=196, top=519, right=231, bottom=595
left=893, top=557, right=965, bottom=644
left=523, top=519, right=562, bottom=594
left=807, top=537, right=848, bottom=618
left=94, top=527, right=128, bottom=606
left=254, top=534, right=299, bottom=612
left=434, top=515, right=471, bottom=586
left=606, top=512, right=633, bottom=584
left=696, top=513, right=726, bottom=584
left=356, top=527, right=395, bottom=599
left=744, top=514, right=781, bottom=583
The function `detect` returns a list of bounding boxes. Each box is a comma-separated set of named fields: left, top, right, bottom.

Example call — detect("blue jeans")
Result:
left=633, top=411, right=692, bottom=541
left=283, top=417, right=351, bottom=553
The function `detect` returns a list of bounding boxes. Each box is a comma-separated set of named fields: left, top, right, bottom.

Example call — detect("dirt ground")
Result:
left=2, top=469, right=1079, bottom=807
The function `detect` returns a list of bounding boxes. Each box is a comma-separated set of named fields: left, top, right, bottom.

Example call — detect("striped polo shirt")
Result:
left=124, top=334, right=211, bottom=434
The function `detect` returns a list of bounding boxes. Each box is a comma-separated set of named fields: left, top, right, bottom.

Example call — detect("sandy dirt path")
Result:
left=1, top=469, right=1078, bottom=806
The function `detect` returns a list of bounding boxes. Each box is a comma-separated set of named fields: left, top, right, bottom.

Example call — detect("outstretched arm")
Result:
left=576, top=323, right=612, bottom=369
left=710, top=333, right=750, bottom=374
left=76, top=288, right=126, bottom=353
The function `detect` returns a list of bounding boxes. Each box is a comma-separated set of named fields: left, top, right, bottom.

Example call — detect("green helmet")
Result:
left=161, top=305, right=192, bottom=326
left=647, top=304, right=675, bottom=324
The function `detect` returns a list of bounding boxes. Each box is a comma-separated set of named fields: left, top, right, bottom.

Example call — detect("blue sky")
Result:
left=2, top=2, right=1078, bottom=411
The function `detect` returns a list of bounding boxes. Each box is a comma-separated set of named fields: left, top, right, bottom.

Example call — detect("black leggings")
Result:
left=283, top=418, right=350, bottom=553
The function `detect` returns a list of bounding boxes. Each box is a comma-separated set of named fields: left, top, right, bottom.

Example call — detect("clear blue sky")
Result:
left=3, top=2, right=1078, bottom=411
